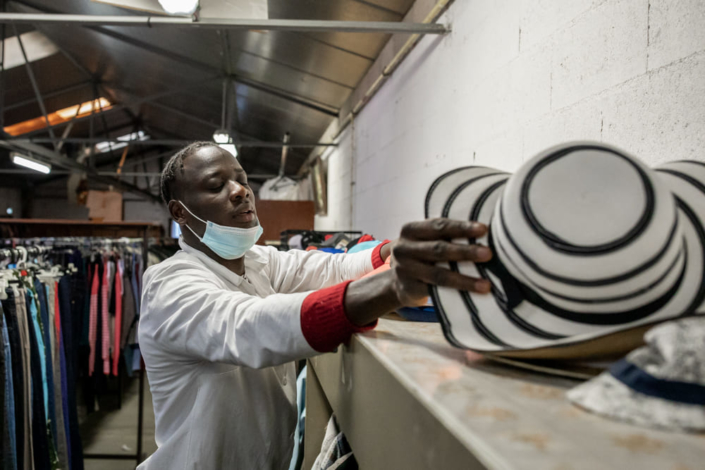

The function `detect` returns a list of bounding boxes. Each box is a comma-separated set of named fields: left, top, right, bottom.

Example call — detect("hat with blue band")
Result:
left=568, top=316, right=705, bottom=431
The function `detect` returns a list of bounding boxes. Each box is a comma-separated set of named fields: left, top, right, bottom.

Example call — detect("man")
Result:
left=138, top=142, right=492, bottom=469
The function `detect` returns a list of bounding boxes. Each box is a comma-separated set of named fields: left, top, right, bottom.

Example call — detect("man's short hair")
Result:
left=160, top=141, right=219, bottom=205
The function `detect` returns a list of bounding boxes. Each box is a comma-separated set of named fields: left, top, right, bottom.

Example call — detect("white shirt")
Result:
left=137, top=239, right=376, bottom=470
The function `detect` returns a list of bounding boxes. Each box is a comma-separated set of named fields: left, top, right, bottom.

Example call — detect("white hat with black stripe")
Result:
left=426, top=142, right=705, bottom=359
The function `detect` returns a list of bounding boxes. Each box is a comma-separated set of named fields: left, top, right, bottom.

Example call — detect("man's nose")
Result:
left=227, top=181, right=249, bottom=200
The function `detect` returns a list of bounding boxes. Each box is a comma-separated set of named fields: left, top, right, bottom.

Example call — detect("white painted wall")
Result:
left=316, top=0, right=705, bottom=240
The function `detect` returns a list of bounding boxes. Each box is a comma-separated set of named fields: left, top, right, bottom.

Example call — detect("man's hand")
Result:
left=344, top=219, right=493, bottom=326
left=391, top=219, right=492, bottom=305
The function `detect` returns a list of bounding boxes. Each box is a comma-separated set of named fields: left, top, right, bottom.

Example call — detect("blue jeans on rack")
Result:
left=3, top=314, right=18, bottom=470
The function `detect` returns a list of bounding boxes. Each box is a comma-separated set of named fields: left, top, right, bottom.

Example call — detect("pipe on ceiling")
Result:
left=278, top=132, right=290, bottom=178
left=12, top=137, right=336, bottom=148
left=0, top=13, right=449, bottom=34
left=0, top=169, right=285, bottom=180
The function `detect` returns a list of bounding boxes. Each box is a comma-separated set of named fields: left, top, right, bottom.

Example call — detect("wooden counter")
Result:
left=304, top=318, right=704, bottom=470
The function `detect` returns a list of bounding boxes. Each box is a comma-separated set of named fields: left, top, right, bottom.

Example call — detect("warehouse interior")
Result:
left=1, top=1, right=705, bottom=469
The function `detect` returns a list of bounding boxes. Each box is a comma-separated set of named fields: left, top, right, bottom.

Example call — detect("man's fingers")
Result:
left=394, top=240, right=492, bottom=263
left=395, top=258, right=491, bottom=293
left=401, top=219, right=488, bottom=241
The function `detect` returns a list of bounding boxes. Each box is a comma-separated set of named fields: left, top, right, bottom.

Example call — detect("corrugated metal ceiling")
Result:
left=0, top=0, right=416, bottom=192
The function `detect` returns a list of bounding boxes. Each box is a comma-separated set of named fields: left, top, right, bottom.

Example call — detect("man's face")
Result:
left=172, top=146, right=258, bottom=230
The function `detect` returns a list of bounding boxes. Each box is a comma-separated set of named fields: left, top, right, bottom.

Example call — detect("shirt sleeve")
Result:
left=265, top=241, right=390, bottom=294
left=299, top=280, right=377, bottom=352
left=140, top=261, right=317, bottom=369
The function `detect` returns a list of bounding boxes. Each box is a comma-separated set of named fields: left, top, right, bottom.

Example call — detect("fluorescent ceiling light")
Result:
left=95, top=130, right=150, bottom=153
left=213, top=129, right=231, bottom=144
left=11, top=153, right=51, bottom=174
left=2, top=31, right=59, bottom=70
left=219, top=144, right=238, bottom=158
left=158, top=0, right=199, bottom=15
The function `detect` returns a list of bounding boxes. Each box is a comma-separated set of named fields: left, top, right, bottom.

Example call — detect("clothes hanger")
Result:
left=15, top=247, right=28, bottom=269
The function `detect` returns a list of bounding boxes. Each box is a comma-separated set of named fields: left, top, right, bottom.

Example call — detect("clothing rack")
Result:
left=0, top=245, right=52, bottom=262
left=0, top=219, right=161, bottom=466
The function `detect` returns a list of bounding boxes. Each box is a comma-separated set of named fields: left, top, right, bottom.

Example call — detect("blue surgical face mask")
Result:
left=179, top=202, right=263, bottom=260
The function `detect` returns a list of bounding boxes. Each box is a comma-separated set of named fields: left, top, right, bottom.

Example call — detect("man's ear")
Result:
left=169, top=200, right=187, bottom=224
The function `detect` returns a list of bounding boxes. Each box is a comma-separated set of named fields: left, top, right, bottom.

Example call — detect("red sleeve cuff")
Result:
left=301, top=280, right=377, bottom=352
left=371, top=240, right=391, bottom=269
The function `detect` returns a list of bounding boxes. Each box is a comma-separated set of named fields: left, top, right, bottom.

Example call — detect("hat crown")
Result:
left=519, top=148, right=650, bottom=250
left=493, top=143, right=683, bottom=307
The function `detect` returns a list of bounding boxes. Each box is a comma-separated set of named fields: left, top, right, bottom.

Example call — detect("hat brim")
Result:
left=484, top=355, right=606, bottom=380
left=426, top=159, right=705, bottom=358
left=567, top=373, right=705, bottom=432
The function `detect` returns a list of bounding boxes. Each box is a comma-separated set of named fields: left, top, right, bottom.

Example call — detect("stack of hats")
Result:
left=425, top=142, right=705, bottom=432
left=425, top=142, right=705, bottom=360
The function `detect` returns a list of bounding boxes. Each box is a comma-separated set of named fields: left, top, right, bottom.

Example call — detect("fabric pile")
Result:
left=311, top=416, right=357, bottom=470
left=283, top=231, right=369, bottom=252
left=260, top=176, right=313, bottom=201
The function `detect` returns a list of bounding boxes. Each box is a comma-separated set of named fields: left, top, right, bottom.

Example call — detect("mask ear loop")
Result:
left=178, top=201, right=207, bottom=241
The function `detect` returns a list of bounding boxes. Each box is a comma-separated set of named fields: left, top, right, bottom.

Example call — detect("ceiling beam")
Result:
left=144, top=120, right=267, bottom=147
left=0, top=139, right=161, bottom=201
left=3, top=80, right=94, bottom=112
left=0, top=168, right=286, bottom=180
left=8, top=76, right=221, bottom=138
left=16, top=137, right=337, bottom=148
left=12, top=22, right=58, bottom=149
left=0, top=13, right=449, bottom=34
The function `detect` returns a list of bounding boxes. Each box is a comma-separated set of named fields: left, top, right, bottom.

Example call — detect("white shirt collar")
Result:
left=178, top=237, right=267, bottom=287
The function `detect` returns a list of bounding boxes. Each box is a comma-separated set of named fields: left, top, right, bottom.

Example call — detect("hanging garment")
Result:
left=90, top=261, right=107, bottom=410
left=311, top=416, right=357, bottom=470
left=46, top=282, right=68, bottom=469
left=24, top=288, right=52, bottom=470
left=51, top=281, right=71, bottom=468
left=112, top=260, right=123, bottom=376
left=121, top=264, right=136, bottom=350
left=288, top=365, right=307, bottom=470
left=131, top=255, right=141, bottom=314
left=59, top=277, right=84, bottom=470
left=12, top=286, right=33, bottom=470
left=101, top=259, right=112, bottom=375
left=88, top=264, right=100, bottom=377
left=120, top=264, right=136, bottom=377
left=1, top=300, right=6, bottom=456
left=34, top=279, right=58, bottom=454
left=2, top=289, right=25, bottom=470
left=3, top=305, right=18, bottom=470
left=55, top=282, right=72, bottom=470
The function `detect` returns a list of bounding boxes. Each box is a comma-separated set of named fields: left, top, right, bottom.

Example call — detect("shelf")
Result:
left=305, top=319, right=705, bottom=470
left=0, top=218, right=163, bottom=238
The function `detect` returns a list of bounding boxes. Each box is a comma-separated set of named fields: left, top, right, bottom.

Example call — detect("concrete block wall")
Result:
left=315, top=0, right=705, bottom=239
